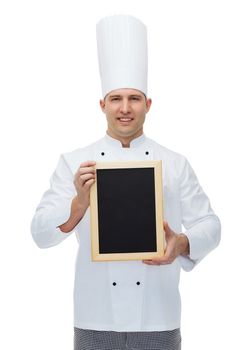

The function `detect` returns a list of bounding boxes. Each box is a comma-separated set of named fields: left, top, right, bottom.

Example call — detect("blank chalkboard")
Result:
left=90, top=161, right=164, bottom=261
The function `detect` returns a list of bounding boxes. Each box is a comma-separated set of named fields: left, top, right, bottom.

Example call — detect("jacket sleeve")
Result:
left=178, top=157, right=221, bottom=271
left=31, top=154, right=77, bottom=248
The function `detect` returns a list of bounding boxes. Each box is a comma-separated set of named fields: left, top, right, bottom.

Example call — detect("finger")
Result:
left=75, top=160, right=94, bottom=172
left=143, top=258, right=165, bottom=264
left=148, top=258, right=165, bottom=264
left=164, top=221, right=174, bottom=240
left=78, top=166, right=96, bottom=175
left=142, top=260, right=161, bottom=265
left=84, top=178, right=95, bottom=188
left=163, top=221, right=168, bottom=230
left=163, top=221, right=171, bottom=233
left=74, top=171, right=96, bottom=186
left=79, top=173, right=95, bottom=186
left=145, top=258, right=172, bottom=265
left=146, top=253, right=174, bottom=264
left=79, top=161, right=96, bottom=168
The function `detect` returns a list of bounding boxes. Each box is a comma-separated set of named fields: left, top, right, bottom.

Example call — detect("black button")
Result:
left=145, top=151, right=149, bottom=155
left=136, top=281, right=141, bottom=285
left=113, top=282, right=117, bottom=286
left=101, top=152, right=105, bottom=156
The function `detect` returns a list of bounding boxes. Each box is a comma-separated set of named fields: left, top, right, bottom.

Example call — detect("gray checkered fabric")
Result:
left=74, top=328, right=181, bottom=350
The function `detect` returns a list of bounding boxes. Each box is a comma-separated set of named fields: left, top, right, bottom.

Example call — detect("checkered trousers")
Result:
left=74, top=327, right=181, bottom=350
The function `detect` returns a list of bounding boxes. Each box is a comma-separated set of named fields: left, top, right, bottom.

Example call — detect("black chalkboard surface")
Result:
left=90, top=161, right=164, bottom=261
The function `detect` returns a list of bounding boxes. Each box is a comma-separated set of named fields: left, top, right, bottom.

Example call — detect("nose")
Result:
left=120, top=99, right=130, bottom=114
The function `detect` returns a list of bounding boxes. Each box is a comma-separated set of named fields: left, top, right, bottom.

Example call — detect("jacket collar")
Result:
left=104, top=133, right=146, bottom=149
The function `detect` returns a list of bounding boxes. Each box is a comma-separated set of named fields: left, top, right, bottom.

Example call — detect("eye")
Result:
left=130, top=96, right=141, bottom=101
left=110, top=97, right=121, bottom=101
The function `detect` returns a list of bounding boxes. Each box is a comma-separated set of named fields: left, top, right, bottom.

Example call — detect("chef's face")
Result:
left=100, top=88, right=152, bottom=147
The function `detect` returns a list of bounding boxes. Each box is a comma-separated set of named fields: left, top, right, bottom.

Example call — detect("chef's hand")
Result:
left=59, top=161, right=96, bottom=233
left=142, top=221, right=190, bottom=265
left=74, top=161, right=96, bottom=207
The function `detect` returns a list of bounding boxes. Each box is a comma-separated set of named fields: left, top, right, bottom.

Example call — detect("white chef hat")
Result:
left=96, top=15, right=148, bottom=98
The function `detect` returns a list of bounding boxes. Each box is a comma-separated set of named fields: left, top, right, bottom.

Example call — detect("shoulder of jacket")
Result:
left=147, top=137, right=187, bottom=162
left=146, top=137, right=190, bottom=180
left=59, top=138, right=103, bottom=173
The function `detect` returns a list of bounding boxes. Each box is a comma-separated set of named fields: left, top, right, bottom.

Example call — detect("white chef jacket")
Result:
left=31, top=133, right=221, bottom=332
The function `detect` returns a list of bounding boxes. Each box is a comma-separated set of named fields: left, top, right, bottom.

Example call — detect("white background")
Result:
left=0, top=0, right=250, bottom=349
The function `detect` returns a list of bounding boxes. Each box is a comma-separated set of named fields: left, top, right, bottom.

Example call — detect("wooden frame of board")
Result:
left=90, top=160, right=164, bottom=261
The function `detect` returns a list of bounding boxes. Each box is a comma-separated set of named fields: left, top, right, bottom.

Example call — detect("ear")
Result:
left=99, top=99, right=106, bottom=113
left=146, top=98, right=152, bottom=113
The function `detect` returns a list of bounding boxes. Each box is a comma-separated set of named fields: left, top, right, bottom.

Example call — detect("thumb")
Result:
left=163, top=221, right=173, bottom=238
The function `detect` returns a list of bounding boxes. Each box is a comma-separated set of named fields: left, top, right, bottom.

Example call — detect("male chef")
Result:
left=31, top=15, right=221, bottom=350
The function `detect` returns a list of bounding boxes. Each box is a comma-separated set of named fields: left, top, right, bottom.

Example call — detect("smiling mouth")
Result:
left=117, top=117, right=133, bottom=122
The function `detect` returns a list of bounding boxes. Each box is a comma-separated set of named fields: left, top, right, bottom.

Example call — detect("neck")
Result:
left=106, top=130, right=143, bottom=148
